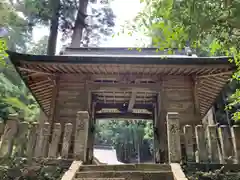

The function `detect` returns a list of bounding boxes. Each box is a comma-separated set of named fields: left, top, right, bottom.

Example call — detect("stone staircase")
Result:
left=73, top=164, right=175, bottom=180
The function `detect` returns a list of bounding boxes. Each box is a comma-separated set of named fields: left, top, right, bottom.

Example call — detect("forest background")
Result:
left=0, top=0, right=239, bottom=162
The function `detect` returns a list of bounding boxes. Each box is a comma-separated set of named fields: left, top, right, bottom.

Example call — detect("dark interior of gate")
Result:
left=7, top=48, right=235, bottom=163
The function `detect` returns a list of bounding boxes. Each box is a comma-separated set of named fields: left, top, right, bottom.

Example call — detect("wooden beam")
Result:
left=197, top=71, right=233, bottom=78
left=23, top=72, right=48, bottom=78
left=29, top=79, right=51, bottom=88
left=88, top=82, right=161, bottom=92
left=193, top=78, right=200, bottom=115
left=59, top=73, right=160, bottom=82
left=127, top=91, right=137, bottom=112
left=49, top=76, right=59, bottom=124
left=95, top=112, right=153, bottom=120
left=95, top=103, right=153, bottom=111
left=199, top=81, right=223, bottom=90
left=18, top=67, right=53, bottom=76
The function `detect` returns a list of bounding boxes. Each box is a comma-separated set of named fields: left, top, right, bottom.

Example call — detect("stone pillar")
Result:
left=219, top=125, right=233, bottom=164
left=231, top=125, right=240, bottom=164
left=35, top=122, right=51, bottom=158
left=48, top=123, right=62, bottom=158
left=167, top=112, right=181, bottom=163
left=195, top=125, right=208, bottom=163
left=0, top=115, right=18, bottom=157
left=15, top=122, right=28, bottom=156
left=27, top=122, right=38, bottom=159
left=62, top=123, right=73, bottom=159
left=207, top=125, right=220, bottom=163
left=74, top=111, right=89, bottom=162
left=183, top=125, right=194, bottom=162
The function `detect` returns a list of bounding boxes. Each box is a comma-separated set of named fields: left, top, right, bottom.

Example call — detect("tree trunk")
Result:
left=47, top=0, right=60, bottom=55
left=70, top=0, right=89, bottom=48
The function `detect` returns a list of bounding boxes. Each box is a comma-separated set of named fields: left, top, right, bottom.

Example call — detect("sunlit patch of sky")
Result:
left=32, top=0, right=150, bottom=53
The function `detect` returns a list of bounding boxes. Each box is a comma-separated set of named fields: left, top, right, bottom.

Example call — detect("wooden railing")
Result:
left=167, top=112, right=240, bottom=164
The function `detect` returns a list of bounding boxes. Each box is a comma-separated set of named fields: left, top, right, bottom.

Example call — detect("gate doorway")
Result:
left=94, top=118, right=154, bottom=164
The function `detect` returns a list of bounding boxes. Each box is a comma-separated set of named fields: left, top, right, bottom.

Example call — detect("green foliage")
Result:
left=0, top=157, right=65, bottom=180
left=95, top=120, right=153, bottom=145
left=0, top=38, right=8, bottom=67
left=0, top=1, right=31, bottom=53
left=29, top=35, right=48, bottom=55
left=95, top=119, right=154, bottom=162
left=0, top=10, right=39, bottom=121
left=122, top=0, right=240, bottom=121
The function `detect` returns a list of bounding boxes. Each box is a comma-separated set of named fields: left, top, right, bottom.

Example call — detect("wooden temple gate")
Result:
left=1, top=111, right=240, bottom=166
left=6, top=47, right=235, bottom=164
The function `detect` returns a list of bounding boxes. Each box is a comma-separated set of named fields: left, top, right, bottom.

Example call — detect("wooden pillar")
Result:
left=193, top=78, right=200, bottom=115
left=157, top=92, right=168, bottom=163
left=74, top=111, right=89, bottom=162
left=166, top=112, right=181, bottom=163
left=88, top=100, right=96, bottom=163
left=153, top=103, right=160, bottom=163
left=49, top=75, right=59, bottom=125
left=38, top=110, right=48, bottom=128
left=207, top=107, right=216, bottom=125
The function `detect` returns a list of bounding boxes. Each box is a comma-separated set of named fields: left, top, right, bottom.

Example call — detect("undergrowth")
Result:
left=182, top=165, right=240, bottom=180
left=0, top=157, right=65, bottom=180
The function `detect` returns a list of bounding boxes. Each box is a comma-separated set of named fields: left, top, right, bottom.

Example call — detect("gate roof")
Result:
left=7, top=48, right=234, bottom=117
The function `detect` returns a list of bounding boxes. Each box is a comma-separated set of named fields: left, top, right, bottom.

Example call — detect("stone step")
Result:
left=75, top=171, right=174, bottom=180
left=79, top=164, right=171, bottom=172
left=75, top=179, right=125, bottom=180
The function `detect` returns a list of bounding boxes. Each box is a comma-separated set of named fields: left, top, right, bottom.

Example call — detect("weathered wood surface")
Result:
left=54, top=78, right=88, bottom=126
left=162, top=76, right=197, bottom=125
left=54, top=75, right=199, bottom=128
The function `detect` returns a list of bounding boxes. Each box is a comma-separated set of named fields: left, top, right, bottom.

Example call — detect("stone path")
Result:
left=93, top=148, right=123, bottom=165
